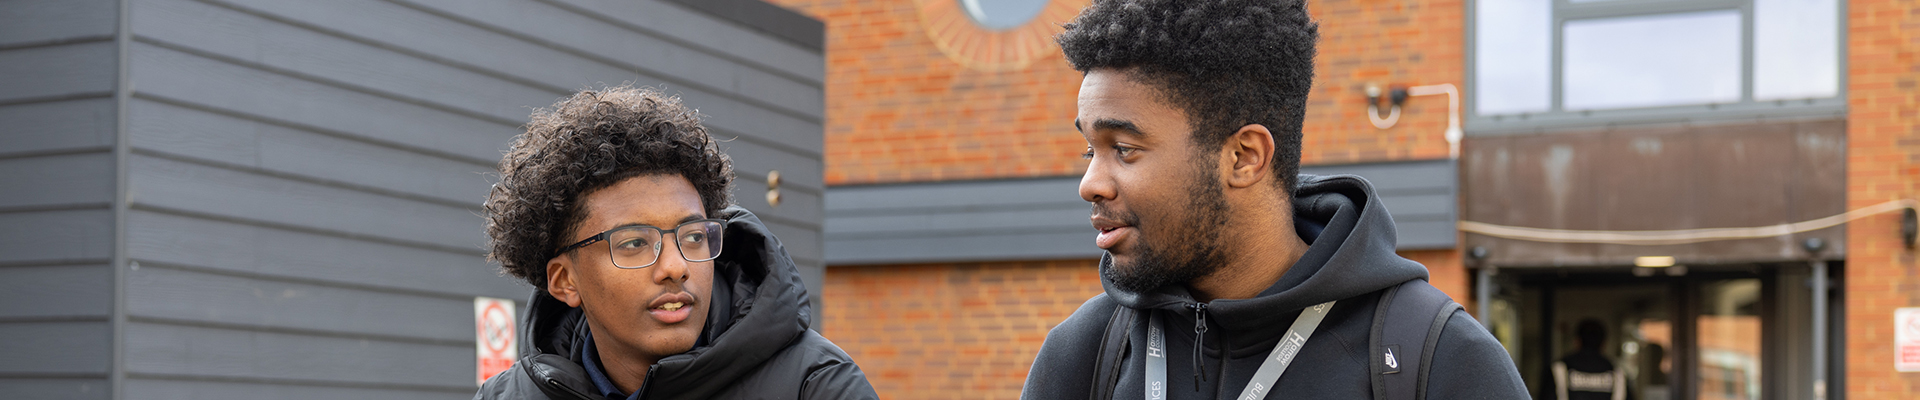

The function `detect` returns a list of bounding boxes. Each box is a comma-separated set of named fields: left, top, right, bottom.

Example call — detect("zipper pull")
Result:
left=1187, top=302, right=1210, bottom=389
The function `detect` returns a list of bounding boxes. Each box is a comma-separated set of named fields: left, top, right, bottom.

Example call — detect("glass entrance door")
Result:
left=1486, top=269, right=1769, bottom=400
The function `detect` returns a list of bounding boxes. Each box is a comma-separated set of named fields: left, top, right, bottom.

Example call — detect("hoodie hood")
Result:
left=518, top=205, right=812, bottom=399
left=1099, top=174, right=1429, bottom=332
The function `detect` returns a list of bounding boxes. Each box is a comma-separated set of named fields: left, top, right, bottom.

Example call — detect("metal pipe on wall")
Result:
left=1811, top=258, right=1828, bottom=400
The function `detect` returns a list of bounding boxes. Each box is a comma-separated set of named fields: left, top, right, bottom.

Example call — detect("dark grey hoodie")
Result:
left=474, top=206, right=878, bottom=400
left=1022, top=175, right=1528, bottom=399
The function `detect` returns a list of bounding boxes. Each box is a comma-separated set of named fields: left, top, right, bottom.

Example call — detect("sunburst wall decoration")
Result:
left=916, top=0, right=1084, bottom=71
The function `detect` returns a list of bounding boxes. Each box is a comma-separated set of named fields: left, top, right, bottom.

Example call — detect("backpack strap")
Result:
left=1369, top=280, right=1463, bottom=400
left=1090, top=305, right=1137, bottom=400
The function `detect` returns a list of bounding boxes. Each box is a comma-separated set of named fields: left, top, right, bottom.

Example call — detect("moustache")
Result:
left=1091, top=203, right=1140, bottom=226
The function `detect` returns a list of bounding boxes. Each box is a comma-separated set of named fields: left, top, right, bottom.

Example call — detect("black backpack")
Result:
left=1088, top=280, right=1464, bottom=400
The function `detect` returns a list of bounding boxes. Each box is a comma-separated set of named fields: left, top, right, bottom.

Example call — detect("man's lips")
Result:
left=648, top=292, right=696, bottom=324
left=1091, top=216, right=1133, bottom=250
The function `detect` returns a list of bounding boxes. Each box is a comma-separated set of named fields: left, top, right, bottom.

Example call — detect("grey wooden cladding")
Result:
left=1299, top=159, right=1460, bottom=250
left=0, top=265, right=115, bottom=319
left=124, top=379, right=457, bottom=400
left=0, top=321, right=114, bottom=374
left=0, top=378, right=110, bottom=400
left=0, top=41, right=117, bottom=104
left=123, top=322, right=470, bottom=388
left=0, top=0, right=824, bottom=397
left=0, top=98, right=118, bottom=158
left=0, top=2, right=123, bottom=397
left=823, top=160, right=1461, bottom=265
left=0, top=0, right=117, bottom=47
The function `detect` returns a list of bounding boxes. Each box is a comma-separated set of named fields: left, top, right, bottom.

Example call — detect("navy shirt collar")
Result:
left=580, top=335, right=644, bottom=400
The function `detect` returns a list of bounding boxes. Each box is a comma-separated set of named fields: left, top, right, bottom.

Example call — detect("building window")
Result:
left=960, top=0, right=1051, bottom=30
left=1469, top=0, right=1842, bottom=132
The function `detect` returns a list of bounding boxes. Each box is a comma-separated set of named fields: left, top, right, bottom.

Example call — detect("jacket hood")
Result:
left=1099, top=174, right=1429, bottom=332
left=518, top=205, right=812, bottom=398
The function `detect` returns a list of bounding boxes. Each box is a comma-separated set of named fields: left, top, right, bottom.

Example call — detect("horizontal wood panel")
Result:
left=0, top=265, right=112, bottom=319
left=127, top=154, right=486, bottom=250
left=828, top=230, right=1100, bottom=265
left=398, top=0, right=823, bottom=116
left=0, top=321, right=112, bottom=374
left=128, top=266, right=477, bottom=342
left=129, top=99, right=494, bottom=205
left=761, top=218, right=824, bottom=265
left=124, top=378, right=467, bottom=400
left=0, top=378, right=110, bottom=400
left=0, top=41, right=117, bottom=103
left=197, top=0, right=824, bottom=154
left=0, top=0, right=116, bottom=47
left=717, top=131, right=825, bottom=192
left=0, top=98, right=116, bottom=158
left=124, top=322, right=470, bottom=388
left=736, top=179, right=823, bottom=227
left=0, top=152, right=115, bottom=209
left=824, top=160, right=1461, bottom=264
left=826, top=178, right=1084, bottom=214
left=0, top=209, right=114, bottom=264
left=825, top=205, right=1087, bottom=237
left=549, top=0, right=826, bottom=79
left=1299, top=160, right=1458, bottom=194
left=129, top=42, right=518, bottom=163
left=134, top=0, right=566, bottom=124
left=124, top=210, right=525, bottom=299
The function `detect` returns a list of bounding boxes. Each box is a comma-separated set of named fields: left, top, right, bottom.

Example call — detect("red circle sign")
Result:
left=479, top=302, right=514, bottom=355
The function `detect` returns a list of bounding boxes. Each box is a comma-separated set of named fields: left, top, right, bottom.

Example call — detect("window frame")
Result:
left=1464, top=0, right=1849, bottom=135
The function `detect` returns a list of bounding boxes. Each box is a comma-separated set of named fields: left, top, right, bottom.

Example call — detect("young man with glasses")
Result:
left=475, top=86, right=876, bottom=399
left=1022, top=1, right=1528, bottom=399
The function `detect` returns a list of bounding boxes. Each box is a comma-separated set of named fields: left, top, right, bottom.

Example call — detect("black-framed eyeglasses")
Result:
left=553, top=219, right=726, bottom=269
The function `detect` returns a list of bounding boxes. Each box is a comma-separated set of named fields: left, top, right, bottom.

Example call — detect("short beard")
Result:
left=1103, top=164, right=1232, bottom=294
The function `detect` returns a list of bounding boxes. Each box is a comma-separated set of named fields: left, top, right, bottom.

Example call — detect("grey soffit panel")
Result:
left=659, top=0, right=825, bottom=51
left=824, top=160, right=1460, bottom=265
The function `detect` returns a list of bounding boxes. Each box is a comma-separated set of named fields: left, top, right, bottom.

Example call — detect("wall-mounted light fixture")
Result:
left=1365, top=83, right=1463, bottom=159
left=765, top=170, right=783, bottom=208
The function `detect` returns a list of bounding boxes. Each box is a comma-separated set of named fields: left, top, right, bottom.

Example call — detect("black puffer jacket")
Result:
left=475, top=207, right=878, bottom=400
left=1022, top=175, right=1528, bottom=399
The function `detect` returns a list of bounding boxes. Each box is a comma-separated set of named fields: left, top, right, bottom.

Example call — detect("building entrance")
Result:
left=1481, top=265, right=1841, bottom=400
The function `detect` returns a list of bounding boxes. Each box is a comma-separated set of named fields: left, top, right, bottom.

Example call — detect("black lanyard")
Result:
left=1146, top=301, right=1336, bottom=400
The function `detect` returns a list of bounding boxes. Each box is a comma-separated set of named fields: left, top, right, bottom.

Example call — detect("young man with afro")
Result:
left=475, top=86, right=877, bottom=400
left=1023, top=1, right=1529, bottom=399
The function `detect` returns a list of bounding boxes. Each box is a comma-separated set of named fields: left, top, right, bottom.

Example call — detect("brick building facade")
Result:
left=771, top=0, right=1916, bottom=398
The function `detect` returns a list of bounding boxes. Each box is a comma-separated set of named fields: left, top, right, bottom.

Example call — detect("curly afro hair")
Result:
left=1057, top=0, right=1317, bottom=192
left=485, top=85, right=734, bottom=289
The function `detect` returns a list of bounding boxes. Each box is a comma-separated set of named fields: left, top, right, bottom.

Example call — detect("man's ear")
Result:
left=1222, top=124, right=1275, bottom=189
left=547, top=256, right=583, bottom=307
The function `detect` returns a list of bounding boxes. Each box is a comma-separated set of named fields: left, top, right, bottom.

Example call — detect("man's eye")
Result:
left=1080, top=147, right=1095, bottom=159
left=1114, top=146, right=1137, bottom=157
left=682, top=232, right=706, bottom=244
left=617, top=237, right=651, bottom=249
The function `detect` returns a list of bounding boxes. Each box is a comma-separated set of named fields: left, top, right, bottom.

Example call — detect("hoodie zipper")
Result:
left=1186, top=302, right=1209, bottom=390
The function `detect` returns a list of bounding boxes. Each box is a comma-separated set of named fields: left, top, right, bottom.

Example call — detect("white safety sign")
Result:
left=1897, top=307, right=1920, bottom=372
left=476, top=297, right=518, bottom=385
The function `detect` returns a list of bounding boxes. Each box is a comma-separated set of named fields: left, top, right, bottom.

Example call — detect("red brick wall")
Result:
left=820, top=259, right=1106, bottom=399
left=770, top=0, right=1472, bottom=397
left=1845, top=0, right=1920, bottom=396
left=768, top=0, right=1093, bottom=185
left=1303, top=0, right=1464, bottom=165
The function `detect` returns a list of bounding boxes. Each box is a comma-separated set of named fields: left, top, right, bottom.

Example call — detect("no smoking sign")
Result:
left=476, top=297, right=518, bottom=385
left=1898, top=307, right=1920, bottom=372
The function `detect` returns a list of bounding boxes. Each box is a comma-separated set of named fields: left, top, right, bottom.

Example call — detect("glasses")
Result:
left=553, top=219, right=726, bottom=268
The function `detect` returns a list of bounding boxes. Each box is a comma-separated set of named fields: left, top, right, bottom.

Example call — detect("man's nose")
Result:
left=1080, top=159, right=1114, bottom=203
left=653, top=240, right=690, bottom=282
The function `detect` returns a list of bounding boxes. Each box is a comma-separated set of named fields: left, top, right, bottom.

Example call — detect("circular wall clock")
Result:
left=917, top=0, right=1084, bottom=71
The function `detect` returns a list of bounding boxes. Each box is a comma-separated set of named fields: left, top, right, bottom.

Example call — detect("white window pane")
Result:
left=1475, top=0, right=1552, bottom=115
left=961, top=0, right=1049, bottom=30
left=1755, top=0, right=1839, bottom=100
left=1563, top=11, right=1742, bottom=110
